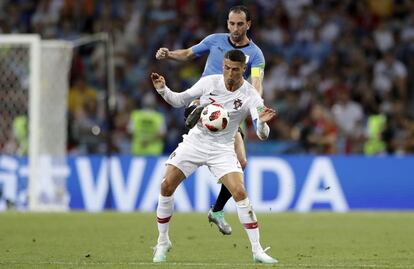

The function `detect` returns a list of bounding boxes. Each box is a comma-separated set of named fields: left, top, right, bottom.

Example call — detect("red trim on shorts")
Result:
left=243, top=222, right=258, bottom=229
left=157, top=216, right=171, bottom=224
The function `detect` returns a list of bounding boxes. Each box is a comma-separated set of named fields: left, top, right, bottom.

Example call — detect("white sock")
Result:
left=236, top=198, right=262, bottom=253
left=156, top=194, right=174, bottom=244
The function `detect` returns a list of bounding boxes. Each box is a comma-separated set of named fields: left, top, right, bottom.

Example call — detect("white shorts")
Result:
left=166, top=140, right=243, bottom=180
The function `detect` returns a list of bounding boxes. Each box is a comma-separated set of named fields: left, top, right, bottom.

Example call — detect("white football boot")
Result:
left=152, top=240, right=172, bottom=263
left=253, top=247, right=278, bottom=264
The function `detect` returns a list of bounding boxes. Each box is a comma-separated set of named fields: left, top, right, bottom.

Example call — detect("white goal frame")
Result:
left=0, top=35, right=41, bottom=210
left=0, top=34, right=73, bottom=211
left=0, top=33, right=114, bottom=211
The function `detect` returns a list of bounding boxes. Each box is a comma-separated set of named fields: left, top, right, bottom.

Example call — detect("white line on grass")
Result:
left=1, top=261, right=414, bottom=268
left=133, top=262, right=414, bottom=268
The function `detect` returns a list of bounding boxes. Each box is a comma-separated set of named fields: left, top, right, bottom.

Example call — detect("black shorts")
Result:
left=184, top=105, right=197, bottom=124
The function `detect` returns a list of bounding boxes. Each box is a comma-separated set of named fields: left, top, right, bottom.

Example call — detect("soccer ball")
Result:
left=200, top=104, right=229, bottom=132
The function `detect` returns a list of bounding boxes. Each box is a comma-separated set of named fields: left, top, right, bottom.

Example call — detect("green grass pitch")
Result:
left=0, top=212, right=413, bottom=269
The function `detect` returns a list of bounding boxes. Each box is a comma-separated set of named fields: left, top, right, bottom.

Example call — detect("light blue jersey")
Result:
left=191, top=33, right=265, bottom=79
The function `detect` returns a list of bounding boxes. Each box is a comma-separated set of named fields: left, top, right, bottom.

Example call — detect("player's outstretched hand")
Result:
left=156, top=48, right=169, bottom=60
left=258, top=106, right=277, bottom=123
left=151, top=73, right=166, bottom=90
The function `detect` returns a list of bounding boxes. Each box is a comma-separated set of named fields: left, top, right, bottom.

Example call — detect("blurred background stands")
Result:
left=1, top=0, right=414, bottom=156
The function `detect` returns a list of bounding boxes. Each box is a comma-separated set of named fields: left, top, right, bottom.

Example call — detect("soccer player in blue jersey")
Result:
left=156, top=5, right=265, bottom=236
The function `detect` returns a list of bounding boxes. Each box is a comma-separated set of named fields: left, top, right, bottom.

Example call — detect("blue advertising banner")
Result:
left=0, top=155, right=413, bottom=212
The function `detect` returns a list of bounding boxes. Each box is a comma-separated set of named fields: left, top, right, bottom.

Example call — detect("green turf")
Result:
left=0, top=212, right=413, bottom=269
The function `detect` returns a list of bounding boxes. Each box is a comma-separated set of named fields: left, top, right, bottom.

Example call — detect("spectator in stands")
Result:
left=71, top=97, right=107, bottom=154
left=2, top=0, right=414, bottom=155
left=129, top=92, right=166, bottom=156
left=68, top=76, right=98, bottom=117
left=364, top=113, right=387, bottom=155
left=331, top=89, right=365, bottom=154
left=383, top=100, right=414, bottom=154
left=300, top=103, right=338, bottom=154
left=12, top=115, right=28, bottom=156
left=373, top=50, right=408, bottom=101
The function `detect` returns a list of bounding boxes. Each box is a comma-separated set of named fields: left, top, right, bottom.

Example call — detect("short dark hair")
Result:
left=224, top=49, right=246, bottom=64
left=229, top=5, right=251, bottom=22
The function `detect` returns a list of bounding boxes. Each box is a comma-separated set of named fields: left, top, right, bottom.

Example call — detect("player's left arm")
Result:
left=249, top=97, right=276, bottom=140
left=250, top=50, right=265, bottom=96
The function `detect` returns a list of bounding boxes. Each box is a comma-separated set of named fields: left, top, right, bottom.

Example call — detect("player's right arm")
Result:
left=156, top=34, right=216, bottom=61
left=156, top=48, right=196, bottom=61
left=151, top=73, right=204, bottom=108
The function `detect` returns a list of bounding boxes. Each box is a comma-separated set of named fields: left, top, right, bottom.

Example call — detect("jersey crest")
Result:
left=233, top=98, right=243, bottom=110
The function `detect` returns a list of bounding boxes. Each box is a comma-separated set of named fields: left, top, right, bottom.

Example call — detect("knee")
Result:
left=161, top=179, right=176, bottom=196
left=232, top=185, right=247, bottom=202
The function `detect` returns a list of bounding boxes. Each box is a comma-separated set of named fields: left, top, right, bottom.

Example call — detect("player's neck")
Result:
left=225, top=80, right=243, bottom=92
left=229, top=36, right=250, bottom=47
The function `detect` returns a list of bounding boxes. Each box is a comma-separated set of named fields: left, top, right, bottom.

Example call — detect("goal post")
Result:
left=0, top=33, right=115, bottom=211
left=32, top=40, right=73, bottom=211
left=0, top=34, right=73, bottom=211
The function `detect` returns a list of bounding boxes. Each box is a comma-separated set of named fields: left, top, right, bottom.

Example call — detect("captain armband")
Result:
left=251, top=64, right=264, bottom=78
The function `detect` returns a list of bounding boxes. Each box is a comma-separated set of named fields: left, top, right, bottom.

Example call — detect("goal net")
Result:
left=0, top=35, right=73, bottom=211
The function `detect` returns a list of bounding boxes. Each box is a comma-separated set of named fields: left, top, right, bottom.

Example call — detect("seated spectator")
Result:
left=299, top=103, right=338, bottom=154
left=68, top=76, right=98, bottom=117
left=128, top=93, right=166, bottom=156
left=331, top=89, right=365, bottom=153
left=373, top=50, right=407, bottom=101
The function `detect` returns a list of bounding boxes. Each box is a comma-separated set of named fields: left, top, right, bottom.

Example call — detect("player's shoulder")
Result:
left=203, top=74, right=222, bottom=79
left=200, top=33, right=228, bottom=47
left=213, top=33, right=228, bottom=38
left=240, top=83, right=263, bottom=107
left=200, top=74, right=222, bottom=84
left=243, top=80, right=261, bottom=97
left=249, top=39, right=260, bottom=48
left=247, top=39, right=264, bottom=56
left=206, top=33, right=228, bottom=41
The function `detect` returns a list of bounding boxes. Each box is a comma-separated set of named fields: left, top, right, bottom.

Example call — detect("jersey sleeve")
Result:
left=156, top=77, right=207, bottom=108
left=191, top=34, right=216, bottom=57
left=250, top=48, right=265, bottom=78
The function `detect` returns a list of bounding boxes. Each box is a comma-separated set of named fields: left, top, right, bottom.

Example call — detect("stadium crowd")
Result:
left=1, top=0, right=414, bottom=155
